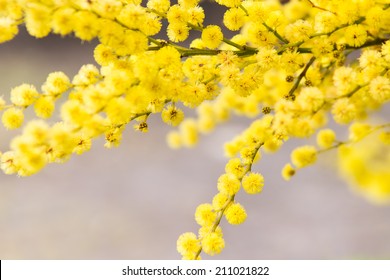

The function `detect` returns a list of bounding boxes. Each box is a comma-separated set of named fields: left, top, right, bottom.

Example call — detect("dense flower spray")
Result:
left=0, top=0, right=389, bottom=259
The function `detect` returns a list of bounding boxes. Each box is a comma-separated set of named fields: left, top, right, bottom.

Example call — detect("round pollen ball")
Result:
left=2, top=108, right=24, bottom=130
left=201, top=232, right=225, bottom=256
left=217, top=173, right=240, bottom=195
left=242, top=172, right=264, bottom=194
left=201, top=25, right=223, bottom=49
left=224, top=202, right=247, bottom=225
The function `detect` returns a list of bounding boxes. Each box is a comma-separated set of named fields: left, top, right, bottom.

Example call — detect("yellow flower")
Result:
left=291, top=145, right=317, bottom=168
left=0, top=17, right=18, bottom=43
left=344, top=24, right=367, bottom=47
left=10, top=84, right=39, bottom=107
left=217, top=173, right=241, bottom=195
left=2, top=108, right=24, bottom=130
left=282, top=163, right=295, bottom=181
left=161, top=105, right=185, bottom=126
left=201, top=232, right=225, bottom=256
left=242, top=172, right=264, bottom=194
left=177, top=232, right=201, bottom=259
left=225, top=158, right=245, bottom=178
left=201, top=25, right=223, bottom=49
left=225, top=203, right=247, bottom=225
left=212, top=192, right=229, bottom=211
left=194, top=203, right=216, bottom=226
left=223, top=8, right=246, bottom=31
left=316, top=129, right=336, bottom=149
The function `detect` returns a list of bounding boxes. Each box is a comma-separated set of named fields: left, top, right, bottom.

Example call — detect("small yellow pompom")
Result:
left=10, top=84, right=39, bottom=107
left=194, top=203, right=216, bottom=226
left=316, top=129, right=336, bottom=149
left=177, top=232, right=201, bottom=259
left=291, top=145, right=317, bottom=168
left=242, top=172, right=264, bottom=194
left=180, top=119, right=198, bottom=147
left=201, top=25, right=223, bottom=49
left=281, top=163, right=295, bottom=181
left=2, top=108, right=24, bottom=129
left=331, top=98, right=358, bottom=124
left=240, top=146, right=261, bottom=164
left=161, top=105, right=184, bottom=126
left=42, top=71, right=71, bottom=96
left=212, top=192, right=229, bottom=211
left=349, top=123, right=372, bottom=142
left=34, top=96, right=55, bottom=119
left=344, top=24, right=367, bottom=47
left=223, top=8, right=246, bottom=31
left=369, top=76, right=390, bottom=103
left=166, top=131, right=182, bottom=149
left=167, top=23, right=189, bottom=42
left=0, top=17, right=19, bottom=43
left=225, top=203, right=247, bottom=225
left=217, top=173, right=241, bottom=195
left=201, top=232, right=225, bottom=256
left=225, top=158, right=245, bottom=178
left=94, top=44, right=116, bottom=66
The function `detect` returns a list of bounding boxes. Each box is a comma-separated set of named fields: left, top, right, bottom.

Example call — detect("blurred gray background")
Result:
left=0, top=18, right=390, bottom=259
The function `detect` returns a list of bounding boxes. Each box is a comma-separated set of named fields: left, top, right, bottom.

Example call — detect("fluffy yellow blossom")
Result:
left=316, top=129, right=336, bottom=149
left=314, top=11, right=339, bottom=33
left=94, top=44, right=116, bottom=66
left=201, top=25, right=223, bottom=49
left=223, top=8, right=246, bottom=31
left=166, top=131, right=182, bottom=149
left=180, top=119, right=198, bottom=147
left=201, top=232, right=225, bottom=256
left=284, top=20, right=313, bottom=43
left=161, top=105, right=184, bottom=126
left=167, top=22, right=189, bottom=42
left=177, top=232, right=201, bottom=259
left=224, top=203, right=247, bottom=225
left=344, top=25, right=367, bottom=47
left=282, top=163, right=295, bottom=181
left=225, top=158, right=245, bottom=178
left=42, top=72, right=71, bottom=96
left=0, top=17, right=18, bottom=43
left=52, top=7, right=76, bottom=36
left=369, top=76, right=390, bottom=103
left=147, top=0, right=171, bottom=14
left=194, top=203, right=216, bottom=226
left=217, top=173, right=241, bottom=195
left=187, top=6, right=205, bottom=27
left=349, top=123, right=372, bottom=142
left=2, top=107, right=24, bottom=129
left=212, top=192, right=229, bottom=211
left=34, top=96, right=55, bottom=119
left=291, top=145, right=317, bottom=168
left=242, top=172, right=264, bottom=194
left=338, top=135, right=390, bottom=204
left=332, top=98, right=358, bottom=124
left=10, top=84, right=39, bottom=107
left=215, top=0, right=242, bottom=8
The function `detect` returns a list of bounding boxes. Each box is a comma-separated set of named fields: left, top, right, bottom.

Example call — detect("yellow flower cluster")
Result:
left=339, top=130, right=390, bottom=204
left=0, top=0, right=389, bottom=259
